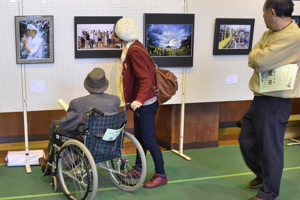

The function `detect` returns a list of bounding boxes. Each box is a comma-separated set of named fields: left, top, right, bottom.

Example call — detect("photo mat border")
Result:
left=291, top=15, right=300, bottom=28
left=15, top=15, right=54, bottom=64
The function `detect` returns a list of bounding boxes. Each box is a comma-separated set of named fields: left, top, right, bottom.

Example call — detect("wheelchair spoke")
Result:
left=61, top=170, right=89, bottom=188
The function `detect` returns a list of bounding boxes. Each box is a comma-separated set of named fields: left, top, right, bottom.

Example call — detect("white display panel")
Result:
left=1, top=0, right=300, bottom=113
left=0, top=1, right=23, bottom=112
left=185, top=0, right=300, bottom=103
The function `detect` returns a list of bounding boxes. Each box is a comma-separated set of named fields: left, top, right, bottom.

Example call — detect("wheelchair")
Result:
left=43, top=103, right=147, bottom=200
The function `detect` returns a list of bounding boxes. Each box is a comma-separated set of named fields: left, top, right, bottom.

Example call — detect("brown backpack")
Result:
left=131, top=45, right=178, bottom=104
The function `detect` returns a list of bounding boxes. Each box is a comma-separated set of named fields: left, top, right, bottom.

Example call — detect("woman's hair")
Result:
left=266, top=0, right=294, bottom=17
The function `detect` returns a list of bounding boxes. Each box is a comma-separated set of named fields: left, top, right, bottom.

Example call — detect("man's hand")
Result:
left=131, top=101, right=142, bottom=111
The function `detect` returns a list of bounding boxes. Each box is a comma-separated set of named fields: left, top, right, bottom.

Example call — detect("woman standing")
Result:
left=94, top=31, right=99, bottom=48
left=89, top=30, right=95, bottom=48
left=97, top=30, right=101, bottom=47
left=80, top=30, right=86, bottom=49
left=114, top=17, right=167, bottom=188
left=100, top=32, right=105, bottom=48
left=104, top=31, right=108, bottom=47
left=85, top=30, right=90, bottom=49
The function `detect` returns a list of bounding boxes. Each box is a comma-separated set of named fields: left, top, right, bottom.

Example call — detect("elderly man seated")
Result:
left=39, top=67, right=120, bottom=172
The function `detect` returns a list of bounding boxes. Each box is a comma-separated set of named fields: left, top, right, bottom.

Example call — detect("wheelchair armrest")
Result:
left=92, top=108, right=104, bottom=116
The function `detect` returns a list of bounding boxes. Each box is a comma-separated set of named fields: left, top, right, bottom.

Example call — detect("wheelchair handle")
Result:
left=124, top=103, right=140, bottom=117
left=124, top=103, right=132, bottom=111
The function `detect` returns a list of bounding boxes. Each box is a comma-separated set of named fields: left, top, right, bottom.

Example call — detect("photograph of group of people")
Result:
left=218, top=24, right=251, bottom=49
left=77, top=24, right=120, bottom=50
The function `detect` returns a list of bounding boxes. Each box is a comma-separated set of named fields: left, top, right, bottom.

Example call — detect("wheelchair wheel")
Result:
left=106, top=131, right=147, bottom=192
left=57, top=140, right=98, bottom=200
left=51, top=175, right=58, bottom=192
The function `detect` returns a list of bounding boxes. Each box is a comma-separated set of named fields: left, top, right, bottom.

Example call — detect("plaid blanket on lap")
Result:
left=85, top=110, right=126, bottom=163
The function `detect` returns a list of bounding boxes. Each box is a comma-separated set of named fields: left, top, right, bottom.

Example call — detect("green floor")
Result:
left=0, top=142, right=299, bottom=200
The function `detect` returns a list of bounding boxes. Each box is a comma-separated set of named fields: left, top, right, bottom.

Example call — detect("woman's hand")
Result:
left=131, top=101, right=142, bottom=111
left=21, top=34, right=28, bottom=45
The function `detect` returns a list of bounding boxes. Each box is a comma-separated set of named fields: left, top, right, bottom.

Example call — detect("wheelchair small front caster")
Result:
left=51, top=175, right=58, bottom=192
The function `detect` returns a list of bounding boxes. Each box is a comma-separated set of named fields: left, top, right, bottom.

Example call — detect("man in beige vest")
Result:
left=238, top=0, right=300, bottom=199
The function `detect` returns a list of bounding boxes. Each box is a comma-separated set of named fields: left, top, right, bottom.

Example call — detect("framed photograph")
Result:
left=144, top=13, right=195, bottom=67
left=213, top=18, right=255, bottom=55
left=291, top=16, right=300, bottom=28
left=15, top=16, right=54, bottom=64
left=74, top=16, right=122, bottom=58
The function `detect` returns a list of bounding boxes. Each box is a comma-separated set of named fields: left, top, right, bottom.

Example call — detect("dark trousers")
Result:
left=46, top=120, right=60, bottom=162
left=238, top=96, right=291, bottom=200
left=47, top=120, right=60, bottom=152
left=47, top=120, right=73, bottom=150
left=134, top=101, right=165, bottom=174
left=81, top=39, right=85, bottom=48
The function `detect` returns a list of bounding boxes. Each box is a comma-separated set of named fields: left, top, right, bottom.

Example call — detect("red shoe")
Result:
left=124, top=166, right=142, bottom=178
left=144, top=173, right=167, bottom=188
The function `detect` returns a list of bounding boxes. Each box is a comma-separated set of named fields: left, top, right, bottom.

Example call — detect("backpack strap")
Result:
left=130, top=45, right=159, bottom=94
left=130, top=45, right=157, bottom=69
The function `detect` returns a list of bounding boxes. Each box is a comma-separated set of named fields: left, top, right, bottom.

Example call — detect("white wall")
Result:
left=187, top=0, right=300, bottom=103
left=1, top=0, right=300, bottom=113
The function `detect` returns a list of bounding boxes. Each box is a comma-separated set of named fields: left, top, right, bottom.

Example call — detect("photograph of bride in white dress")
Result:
left=19, top=20, right=50, bottom=59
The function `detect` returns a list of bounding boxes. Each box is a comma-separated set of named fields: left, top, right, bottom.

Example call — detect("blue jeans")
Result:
left=134, top=101, right=165, bottom=174
left=89, top=39, right=94, bottom=48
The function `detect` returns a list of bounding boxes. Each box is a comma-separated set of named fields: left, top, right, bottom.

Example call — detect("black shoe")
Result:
left=247, top=177, right=262, bottom=189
